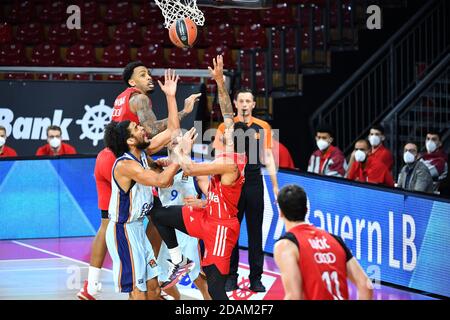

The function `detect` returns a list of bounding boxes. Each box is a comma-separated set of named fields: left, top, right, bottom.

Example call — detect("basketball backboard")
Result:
left=197, top=0, right=272, bottom=9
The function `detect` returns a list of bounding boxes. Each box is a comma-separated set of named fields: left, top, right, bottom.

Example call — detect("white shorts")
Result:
left=157, top=230, right=201, bottom=282
left=106, top=220, right=160, bottom=293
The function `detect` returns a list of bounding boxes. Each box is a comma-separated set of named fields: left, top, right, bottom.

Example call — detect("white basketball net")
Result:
left=154, top=0, right=205, bottom=29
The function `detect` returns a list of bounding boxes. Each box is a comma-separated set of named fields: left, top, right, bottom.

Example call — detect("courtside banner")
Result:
left=0, top=158, right=449, bottom=297
left=0, top=80, right=203, bottom=156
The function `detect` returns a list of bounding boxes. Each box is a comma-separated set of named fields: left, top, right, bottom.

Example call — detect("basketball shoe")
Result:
left=161, top=256, right=195, bottom=290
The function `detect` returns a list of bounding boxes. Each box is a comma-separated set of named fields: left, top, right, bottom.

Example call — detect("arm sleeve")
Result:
left=331, top=235, right=353, bottom=262
left=328, top=152, right=346, bottom=177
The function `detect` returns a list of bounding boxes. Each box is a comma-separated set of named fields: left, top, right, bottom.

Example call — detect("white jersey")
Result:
left=108, top=151, right=154, bottom=223
left=158, top=170, right=199, bottom=207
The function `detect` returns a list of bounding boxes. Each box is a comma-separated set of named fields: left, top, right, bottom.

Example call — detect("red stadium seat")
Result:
left=6, top=0, right=35, bottom=24
left=136, top=43, right=166, bottom=68
left=271, top=27, right=298, bottom=48
left=51, top=73, right=70, bottom=80
left=106, top=74, right=123, bottom=81
left=228, top=9, right=261, bottom=26
left=38, top=1, right=66, bottom=24
left=113, top=22, right=143, bottom=46
left=72, top=74, right=91, bottom=80
left=47, top=23, right=78, bottom=46
left=0, top=42, right=27, bottom=66
left=71, top=1, right=100, bottom=24
left=142, top=23, right=170, bottom=46
left=66, top=43, right=97, bottom=66
left=0, top=23, right=13, bottom=44
left=272, top=47, right=297, bottom=70
left=4, top=72, right=35, bottom=80
left=261, top=3, right=295, bottom=26
left=79, top=22, right=110, bottom=46
left=204, top=8, right=229, bottom=25
left=239, top=50, right=265, bottom=71
left=135, top=2, right=164, bottom=25
left=201, top=45, right=235, bottom=69
left=31, top=43, right=62, bottom=66
left=241, top=70, right=266, bottom=93
left=15, top=22, right=44, bottom=45
left=204, top=23, right=236, bottom=48
left=100, top=43, right=130, bottom=67
left=235, top=24, right=267, bottom=49
left=103, top=1, right=133, bottom=25
left=168, top=48, right=199, bottom=68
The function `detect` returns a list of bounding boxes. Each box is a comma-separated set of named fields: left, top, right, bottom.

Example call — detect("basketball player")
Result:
left=155, top=154, right=212, bottom=300
left=274, top=184, right=373, bottom=300
left=150, top=55, right=247, bottom=300
left=102, top=119, right=182, bottom=300
left=77, top=68, right=197, bottom=300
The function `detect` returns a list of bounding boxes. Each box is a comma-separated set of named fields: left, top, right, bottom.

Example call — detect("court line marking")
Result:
left=11, top=240, right=113, bottom=273
left=0, top=267, right=89, bottom=272
left=0, top=258, right=62, bottom=262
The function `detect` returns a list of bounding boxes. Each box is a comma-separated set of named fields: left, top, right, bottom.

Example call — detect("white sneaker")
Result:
left=77, top=280, right=102, bottom=300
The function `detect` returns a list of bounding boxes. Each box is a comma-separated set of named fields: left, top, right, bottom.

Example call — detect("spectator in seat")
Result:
left=0, top=125, right=18, bottom=158
left=347, top=139, right=394, bottom=187
left=368, top=124, right=393, bottom=171
left=420, top=130, right=448, bottom=192
left=36, top=125, right=77, bottom=156
left=307, top=124, right=346, bottom=177
left=397, top=142, right=433, bottom=193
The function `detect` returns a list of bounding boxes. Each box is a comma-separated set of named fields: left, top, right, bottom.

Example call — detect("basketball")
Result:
left=169, top=17, right=198, bottom=48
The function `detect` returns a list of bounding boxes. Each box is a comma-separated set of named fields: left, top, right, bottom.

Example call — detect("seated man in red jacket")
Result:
left=0, top=125, right=18, bottom=158
left=36, top=125, right=77, bottom=156
left=347, top=139, right=394, bottom=187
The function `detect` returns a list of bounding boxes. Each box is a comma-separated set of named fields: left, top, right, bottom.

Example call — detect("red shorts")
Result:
left=94, top=148, right=116, bottom=211
left=182, top=206, right=240, bottom=275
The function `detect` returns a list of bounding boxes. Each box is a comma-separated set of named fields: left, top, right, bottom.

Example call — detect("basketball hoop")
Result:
left=154, top=0, right=205, bottom=29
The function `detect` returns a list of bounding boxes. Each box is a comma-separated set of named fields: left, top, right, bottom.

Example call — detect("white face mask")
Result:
left=0, top=137, right=5, bottom=147
left=316, top=139, right=330, bottom=151
left=354, top=150, right=367, bottom=162
left=369, top=135, right=381, bottom=147
left=49, top=137, right=61, bottom=149
left=403, top=151, right=416, bottom=164
left=426, top=140, right=437, bottom=153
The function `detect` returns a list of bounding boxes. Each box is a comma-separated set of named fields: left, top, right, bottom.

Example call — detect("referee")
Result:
left=213, top=88, right=279, bottom=293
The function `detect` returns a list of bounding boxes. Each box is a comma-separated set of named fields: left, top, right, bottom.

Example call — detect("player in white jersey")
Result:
left=156, top=168, right=211, bottom=300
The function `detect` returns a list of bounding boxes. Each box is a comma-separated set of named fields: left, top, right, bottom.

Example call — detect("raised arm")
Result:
left=208, top=55, right=234, bottom=148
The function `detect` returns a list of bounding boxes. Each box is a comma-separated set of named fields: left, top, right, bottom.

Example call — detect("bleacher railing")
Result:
left=310, top=0, right=449, bottom=155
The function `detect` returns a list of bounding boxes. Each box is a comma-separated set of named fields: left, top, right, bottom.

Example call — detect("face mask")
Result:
left=354, top=150, right=367, bottom=162
left=426, top=140, right=437, bottom=153
left=403, top=151, right=416, bottom=164
left=0, top=137, right=5, bottom=147
left=369, top=135, right=381, bottom=147
left=49, top=137, right=61, bottom=149
left=316, top=139, right=330, bottom=151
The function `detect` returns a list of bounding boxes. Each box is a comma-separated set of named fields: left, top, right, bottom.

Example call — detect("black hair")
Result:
left=104, top=121, right=132, bottom=157
left=47, top=125, right=62, bottom=135
left=277, top=184, right=308, bottom=222
left=355, top=139, right=370, bottom=150
left=233, top=88, right=255, bottom=101
left=426, top=128, right=443, bottom=140
left=370, top=124, right=385, bottom=135
left=0, top=125, right=6, bottom=133
left=123, top=61, right=146, bottom=87
left=315, top=123, right=335, bottom=138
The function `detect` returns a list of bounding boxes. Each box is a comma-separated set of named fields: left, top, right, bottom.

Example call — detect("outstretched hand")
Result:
left=208, top=55, right=225, bottom=83
left=183, top=93, right=202, bottom=114
left=158, top=69, right=179, bottom=97
left=172, top=127, right=198, bottom=159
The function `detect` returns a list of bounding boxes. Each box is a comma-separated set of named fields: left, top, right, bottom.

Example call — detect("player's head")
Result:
left=353, top=139, right=370, bottom=163
left=0, top=125, right=6, bottom=147
left=123, top=61, right=154, bottom=93
left=234, top=89, right=256, bottom=118
left=425, top=129, right=442, bottom=153
left=315, top=124, right=334, bottom=152
left=368, top=124, right=385, bottom=147
left=104, top=121, right=151, bottom=157
left=277, top=184, right=308, bottom=222
left=46, top=125, right=62, bottom=150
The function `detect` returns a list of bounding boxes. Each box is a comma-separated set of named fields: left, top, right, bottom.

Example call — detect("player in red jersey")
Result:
left=78, top=68, right=194, bottom=300
left=274, top=184, right=373, bottom=300
left=150, top=55, right=246, bottom=300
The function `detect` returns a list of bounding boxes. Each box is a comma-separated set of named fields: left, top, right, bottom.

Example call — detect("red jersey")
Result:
left=272, top=139, right=296, bottom=169
left=0, top=145, right=18, bottom=157
left=35, top=142, right=77, bottom=156
left=94, top=148, right=116, bottom=211
left=111, top=87, right=144, bottom=123
left=206, top=152, right=247, bottom=219
left=369, top=144, right=393, bottom=171
left=282, top=224, right=351, bottom=300
left=347, top=156, right=394, bottom=187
